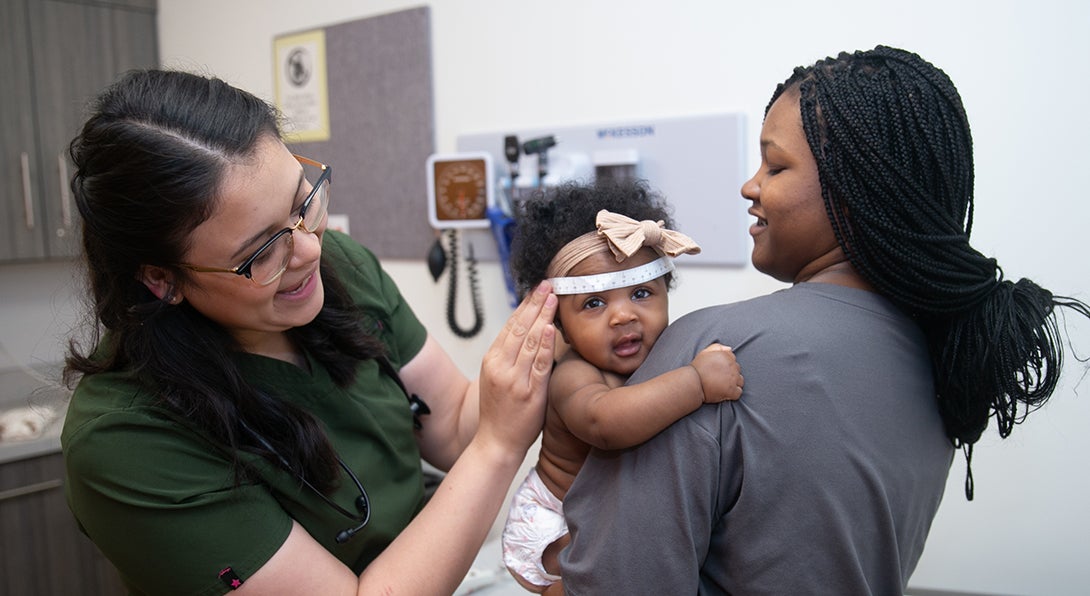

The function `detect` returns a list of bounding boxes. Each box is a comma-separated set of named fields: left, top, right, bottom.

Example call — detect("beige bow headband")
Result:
left=545, top=209, right=700, bottom=293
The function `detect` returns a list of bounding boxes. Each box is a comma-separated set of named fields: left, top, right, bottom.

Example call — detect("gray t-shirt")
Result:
left=560, top=283, right=953, bottom=595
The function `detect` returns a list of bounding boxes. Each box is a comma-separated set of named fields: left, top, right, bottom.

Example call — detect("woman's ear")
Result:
left=138, top=265, right=183, bottom=303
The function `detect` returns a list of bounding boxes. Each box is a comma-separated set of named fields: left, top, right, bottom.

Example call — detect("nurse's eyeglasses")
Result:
left=179, top=155, right=331, bottom=286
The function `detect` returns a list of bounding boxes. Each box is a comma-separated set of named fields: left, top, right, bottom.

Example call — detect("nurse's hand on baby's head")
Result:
left=690, top=343, right=744, bottom=404
left=478, top=281, right=557, bottom=455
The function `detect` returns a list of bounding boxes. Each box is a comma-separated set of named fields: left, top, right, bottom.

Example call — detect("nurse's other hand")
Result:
left=477, top=281, right=556, bottom=455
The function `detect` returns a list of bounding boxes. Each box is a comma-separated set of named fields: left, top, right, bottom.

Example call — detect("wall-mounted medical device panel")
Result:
left=426, top=152, right=494, bottom=229
left=456, top=112, right=748, bottom=267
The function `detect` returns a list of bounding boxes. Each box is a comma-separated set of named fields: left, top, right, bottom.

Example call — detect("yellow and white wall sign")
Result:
left=273, top=29, right=330, bottom=143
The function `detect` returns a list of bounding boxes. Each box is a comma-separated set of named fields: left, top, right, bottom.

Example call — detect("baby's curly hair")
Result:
left=510, top=178, right=678, bottom=296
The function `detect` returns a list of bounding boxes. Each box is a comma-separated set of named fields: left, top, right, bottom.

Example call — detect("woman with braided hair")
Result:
left=559, top=46, right=1090, bottom=594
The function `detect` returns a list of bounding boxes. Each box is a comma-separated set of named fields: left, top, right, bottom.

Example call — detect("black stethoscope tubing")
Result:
left=242, top=356, right=429, bottom=544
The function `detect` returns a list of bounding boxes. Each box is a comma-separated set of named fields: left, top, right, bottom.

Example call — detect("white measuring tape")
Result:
left=548, top=257, right=674, bottom=295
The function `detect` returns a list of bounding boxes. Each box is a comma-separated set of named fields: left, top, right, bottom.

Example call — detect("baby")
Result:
left=502, top=179, right=744, bottom=593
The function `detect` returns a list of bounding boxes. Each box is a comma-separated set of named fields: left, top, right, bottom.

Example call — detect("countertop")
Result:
left=0, top=365, right=67, bottom=465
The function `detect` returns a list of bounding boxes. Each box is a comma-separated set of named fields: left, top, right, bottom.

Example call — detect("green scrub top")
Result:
left=61, top=231, right=429, bottom=595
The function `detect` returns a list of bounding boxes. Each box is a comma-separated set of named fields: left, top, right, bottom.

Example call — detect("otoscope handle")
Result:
left=487, top=205, right=519, bottom=307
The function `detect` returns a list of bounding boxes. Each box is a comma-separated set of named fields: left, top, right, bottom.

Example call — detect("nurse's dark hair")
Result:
left=64, top=69, right=384, bottom=492
left=769, top=46, right=1090, bottom=497
left=510, top=178, right=679, bottom=298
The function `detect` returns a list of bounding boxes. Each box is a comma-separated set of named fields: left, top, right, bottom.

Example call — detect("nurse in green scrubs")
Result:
left=61, top=69, right=557, bottom=596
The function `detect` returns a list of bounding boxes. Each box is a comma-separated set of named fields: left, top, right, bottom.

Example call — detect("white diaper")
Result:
left=501, top=468, right=567, bottom=591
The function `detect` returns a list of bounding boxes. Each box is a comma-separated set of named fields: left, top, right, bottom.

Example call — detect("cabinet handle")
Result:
left=0, top=478, right=63, bottom=502
left=58, top=153, right=72, bottom=228
left=20, top=152, right=36, bottom=229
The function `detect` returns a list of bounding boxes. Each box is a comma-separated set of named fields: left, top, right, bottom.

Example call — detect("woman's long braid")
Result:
left=772, top=46, right=1090, bottom=498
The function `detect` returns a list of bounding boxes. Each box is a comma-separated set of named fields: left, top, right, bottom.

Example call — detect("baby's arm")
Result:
left=552, top=343, right=743, bottom=451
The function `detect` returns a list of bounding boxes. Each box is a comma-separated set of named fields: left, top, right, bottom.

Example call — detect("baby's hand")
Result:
left=689, top=343, right=744, bottom=404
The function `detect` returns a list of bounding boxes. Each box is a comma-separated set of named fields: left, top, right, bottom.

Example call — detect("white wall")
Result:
left=153, top=2, right=1090, bottom=594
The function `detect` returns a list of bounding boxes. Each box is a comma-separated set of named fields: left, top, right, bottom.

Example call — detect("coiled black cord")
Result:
left=445, top=229, right=484, bottom=338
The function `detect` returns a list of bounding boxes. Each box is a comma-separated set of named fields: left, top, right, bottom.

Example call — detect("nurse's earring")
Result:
left=138, top=264, right=182, bottom=305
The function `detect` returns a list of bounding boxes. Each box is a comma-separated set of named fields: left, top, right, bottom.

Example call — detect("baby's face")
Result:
left=556, top=248, right=670, bottom=377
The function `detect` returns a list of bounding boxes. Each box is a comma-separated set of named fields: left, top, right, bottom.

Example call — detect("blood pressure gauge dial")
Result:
left=426, top=152, right=494, bottom=229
